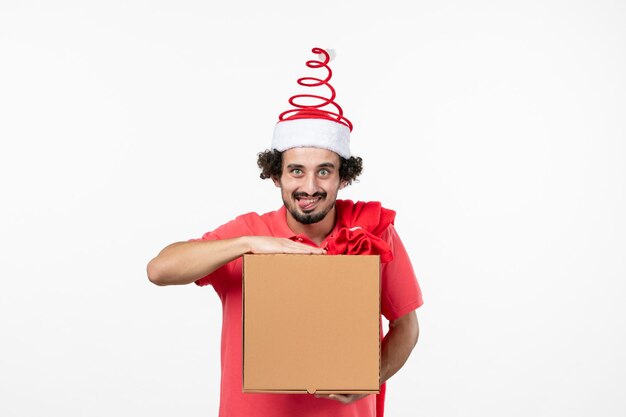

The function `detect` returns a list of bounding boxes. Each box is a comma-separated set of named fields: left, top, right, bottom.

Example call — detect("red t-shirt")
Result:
left=193, top=203, right=423, bottom=417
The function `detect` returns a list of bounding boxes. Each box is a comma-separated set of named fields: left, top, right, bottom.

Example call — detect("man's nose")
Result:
left=300, top=173, right=319, bottom=195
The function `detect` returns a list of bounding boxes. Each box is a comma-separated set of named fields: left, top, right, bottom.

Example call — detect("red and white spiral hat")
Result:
left=271, top=47, right=353, bottom=159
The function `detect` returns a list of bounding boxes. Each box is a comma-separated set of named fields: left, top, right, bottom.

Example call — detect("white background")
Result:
left=1, top=1, right=625, bottom=416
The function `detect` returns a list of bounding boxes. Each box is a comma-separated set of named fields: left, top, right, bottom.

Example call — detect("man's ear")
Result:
left=339, top=180, right=348, bottom=190
left=272, top=176, right=281, bottom=188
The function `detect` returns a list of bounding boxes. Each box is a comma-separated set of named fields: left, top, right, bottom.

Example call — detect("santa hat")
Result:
left=271, top=47, right=353, bottom=159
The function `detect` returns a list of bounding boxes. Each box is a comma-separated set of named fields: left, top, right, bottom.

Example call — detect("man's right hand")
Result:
left=245, top=236, right=326, bottom=255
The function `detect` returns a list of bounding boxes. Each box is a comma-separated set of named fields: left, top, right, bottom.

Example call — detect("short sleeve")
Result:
left=189, top=217, right=250, bottom=287
left=189, top=231, right=224, bottom=287
left=380, top=225, right=424, bottom=321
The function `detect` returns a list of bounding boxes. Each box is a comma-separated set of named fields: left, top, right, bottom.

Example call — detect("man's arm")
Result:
left=316, top=310, right=419, bottom=405
left=315, top=311, right=420, bottom=404
left=147, top=236, right=325, bottom=286
left=380, top=310, right=419, bottom=384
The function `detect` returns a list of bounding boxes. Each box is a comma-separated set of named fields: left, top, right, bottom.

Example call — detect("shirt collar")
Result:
left=273, top=206, right=297, bottom=238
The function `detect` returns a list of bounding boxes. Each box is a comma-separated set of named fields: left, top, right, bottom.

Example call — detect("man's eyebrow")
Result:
left=285, top=162, right=337, bottom=169
left=318, top=162, right=336, bottom=168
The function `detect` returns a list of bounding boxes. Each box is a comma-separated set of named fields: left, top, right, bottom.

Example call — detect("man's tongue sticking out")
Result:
left=295, top=193, right=324, bottom=212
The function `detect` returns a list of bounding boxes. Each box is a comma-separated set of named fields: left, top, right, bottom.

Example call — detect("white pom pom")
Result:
left=319, top=48, right=336, bottom=62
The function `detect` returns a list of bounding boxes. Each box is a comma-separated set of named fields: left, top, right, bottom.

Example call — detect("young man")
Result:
left=147, top=48, right=423, bottom=417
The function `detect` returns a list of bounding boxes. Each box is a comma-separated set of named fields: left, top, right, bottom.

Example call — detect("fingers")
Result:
left=281, top=239, right=326, bottom=254
left=313, top=393, right=367, bottom=404
left=248, top=237, right=326, bottom=255
left=328, top=394, right=350, bottom=404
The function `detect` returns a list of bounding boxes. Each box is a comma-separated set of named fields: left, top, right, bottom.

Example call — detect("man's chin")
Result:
left=286, top=205, right=331, bottom=225
left=291, top=211, right=326, bottom=225
left=284, top=198, right=336, bottom=225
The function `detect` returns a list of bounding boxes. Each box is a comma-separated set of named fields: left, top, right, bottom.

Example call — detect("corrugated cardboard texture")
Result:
left=243, top=254, right=380, bottom=394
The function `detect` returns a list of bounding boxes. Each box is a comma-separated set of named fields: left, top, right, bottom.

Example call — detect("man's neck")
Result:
left=286, top=207, right=337, bottom=246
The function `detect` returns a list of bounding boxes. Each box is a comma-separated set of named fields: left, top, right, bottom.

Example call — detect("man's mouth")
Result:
left=294, top=193, right=325, bottom=212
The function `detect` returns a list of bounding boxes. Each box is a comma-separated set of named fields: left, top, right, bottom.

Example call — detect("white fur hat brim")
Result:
left=271, top=118, right=351, bottom=159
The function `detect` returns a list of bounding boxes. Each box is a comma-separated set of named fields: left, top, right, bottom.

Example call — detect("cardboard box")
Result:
left=242, top=254, right=380, bottom=394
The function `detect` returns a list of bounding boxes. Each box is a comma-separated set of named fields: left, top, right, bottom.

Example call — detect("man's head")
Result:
left=260, top=48, right=362, bottom=225
left=257, top=147, right=363, bottom=225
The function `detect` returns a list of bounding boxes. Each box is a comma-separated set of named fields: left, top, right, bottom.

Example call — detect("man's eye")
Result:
left=319, top=169, right=329, bottom=176
left=292, top=169, right=303, bottom=175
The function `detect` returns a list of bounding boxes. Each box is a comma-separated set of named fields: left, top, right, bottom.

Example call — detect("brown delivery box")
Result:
left=242, top=254, right=380, bottom=394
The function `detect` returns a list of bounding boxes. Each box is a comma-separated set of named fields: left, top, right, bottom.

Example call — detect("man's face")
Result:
left=274, top=147, right=344, bottom=225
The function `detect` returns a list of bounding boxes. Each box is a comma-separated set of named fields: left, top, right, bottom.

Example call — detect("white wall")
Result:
left=1, top=1, right=625, bottom=416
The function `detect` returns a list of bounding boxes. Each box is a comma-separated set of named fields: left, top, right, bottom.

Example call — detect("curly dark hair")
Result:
left=257, top=149, right=363, bottom=186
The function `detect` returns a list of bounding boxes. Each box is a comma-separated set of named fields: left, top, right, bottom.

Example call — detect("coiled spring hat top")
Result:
left=271, top=47, right=353, bottom=159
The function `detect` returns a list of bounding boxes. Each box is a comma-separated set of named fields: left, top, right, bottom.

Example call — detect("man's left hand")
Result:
left=314, top=393, right=370, bottom=404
